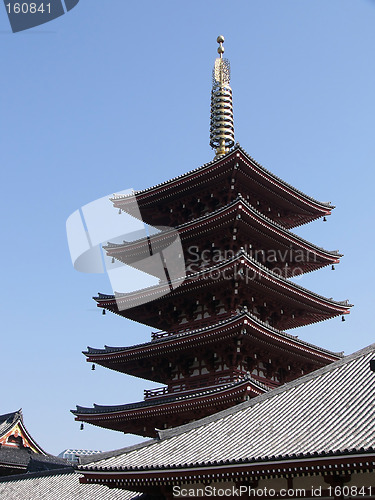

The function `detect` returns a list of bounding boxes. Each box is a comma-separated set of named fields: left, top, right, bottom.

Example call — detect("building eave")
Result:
left=80, top=448, right=375, bottom=477
left=94, top=251, right=352, bottom=329
left=72, top=378, right=266, bottom=419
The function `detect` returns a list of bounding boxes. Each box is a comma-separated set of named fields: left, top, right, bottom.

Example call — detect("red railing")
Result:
left=144, top=386, right=169, bottom=398
left=151, top=331, right=173, bottom=340
left=144, top=371, right=246, bottom=399
left=150, top=315, right=232, bottom=340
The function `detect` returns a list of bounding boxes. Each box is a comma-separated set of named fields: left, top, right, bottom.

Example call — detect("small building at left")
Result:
left=0, top=409, right=68, bottom=476
left=0, top=409, right=142, bottom=499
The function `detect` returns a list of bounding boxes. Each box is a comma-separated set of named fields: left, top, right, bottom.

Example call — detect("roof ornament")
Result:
left=210, top=35, right=235, bottom=158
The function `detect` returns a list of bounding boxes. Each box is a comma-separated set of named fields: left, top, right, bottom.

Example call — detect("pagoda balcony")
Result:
left=143, top=370, right=273, bottom=399
left=72, top=375, right=269, bottom=437
left=150, top=312, right=283, bottom=341
left=151, top=330, right=174, bottom=340
left=143, top=386, right=170, bottom=399
left=150, top=316, right=227, bottom=340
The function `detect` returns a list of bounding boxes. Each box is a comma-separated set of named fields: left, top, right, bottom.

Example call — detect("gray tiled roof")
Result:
left=80, top=343, right=375, bottom=471
left=0, top=448, right=46, bottom=468
left=0, top=469, right=141, bottom=499
left=0, top=447, right=69, bottom=473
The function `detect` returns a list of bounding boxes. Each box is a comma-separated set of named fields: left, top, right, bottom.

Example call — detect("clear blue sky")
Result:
left=1, top=0, right=374, bottom=455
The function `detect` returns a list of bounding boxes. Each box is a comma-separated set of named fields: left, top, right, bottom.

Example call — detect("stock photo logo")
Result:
left=66, top=190, right=186, bottom=312
left=3, top=0, right=79, bottom=32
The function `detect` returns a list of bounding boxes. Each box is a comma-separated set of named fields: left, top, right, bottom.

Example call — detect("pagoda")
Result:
left=72, top=36, right=351, bottom=438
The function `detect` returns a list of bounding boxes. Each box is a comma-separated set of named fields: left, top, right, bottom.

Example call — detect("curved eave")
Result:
left=104, top=196, right=341, bottom=268
left=94, top=253, right=352, bottom=326
left=15, top=421, right=48, bottom=456
left=84, top=313, right=342, bottom=370
left=110, top=145, right=333, bottom=226
left=234, top=146, right=333, bottom=227
left=72, top=379, right=265, bottom=420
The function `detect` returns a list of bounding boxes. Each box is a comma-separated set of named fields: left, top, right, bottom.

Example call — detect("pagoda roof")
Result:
left=111, top=144, right=334, bottom=228
left=105, top=196, right=341, bottom=274
left=72, top=376, right=268, bottom=418
left=85, top=312, right=342, bottom=373
left=95, top=250, right=352, bottom=330
left=78, top=343, right=375, bottom=473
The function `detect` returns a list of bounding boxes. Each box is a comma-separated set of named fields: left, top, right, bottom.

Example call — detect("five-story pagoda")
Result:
left=72, top=37, right=351, bottom=438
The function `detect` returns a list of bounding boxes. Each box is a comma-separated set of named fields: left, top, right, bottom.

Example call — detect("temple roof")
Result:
left=0, top=410, right=68, bottom=476
left=108, top=195, right=340, bottom=256
left=101, top=251, right=350, bottom=308
left=95, top=250, right=352, bottom=330
left=105, top=196, right=341, bottom=274
left=78, top=343, right=375, bottom=471
left=111, top=145, right=334, bottom=229
left=126, top=145, right=333, bottom=209
left=0, top=409, right=46, bottom=456
left=85, top=312, right=343, bottom=368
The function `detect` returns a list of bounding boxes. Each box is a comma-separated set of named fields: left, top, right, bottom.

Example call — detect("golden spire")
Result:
left=210, top=35, right=235, bottom=158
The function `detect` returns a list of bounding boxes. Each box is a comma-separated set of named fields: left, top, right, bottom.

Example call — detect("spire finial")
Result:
left=210, top=36, right=235, bottom=158
left=217, top=35, right=225, bottom=58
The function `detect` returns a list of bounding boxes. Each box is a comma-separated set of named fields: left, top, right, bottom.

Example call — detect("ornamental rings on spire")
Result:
left=210, top=36, right=235, bottom=158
